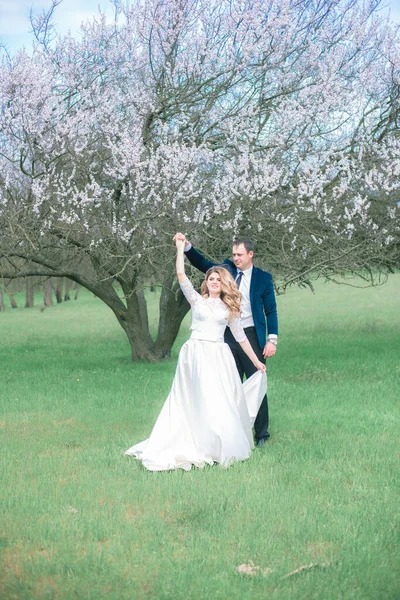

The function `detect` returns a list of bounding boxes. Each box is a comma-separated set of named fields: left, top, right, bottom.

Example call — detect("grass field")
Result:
left=0, top=276, right=399, bottom=600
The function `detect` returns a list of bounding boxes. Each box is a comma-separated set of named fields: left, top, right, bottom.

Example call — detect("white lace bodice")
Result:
left=180, top=276, right=246, bottom=343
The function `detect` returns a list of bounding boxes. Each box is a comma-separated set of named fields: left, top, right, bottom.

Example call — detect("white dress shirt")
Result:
left=236, top=267, right=254, bottom=329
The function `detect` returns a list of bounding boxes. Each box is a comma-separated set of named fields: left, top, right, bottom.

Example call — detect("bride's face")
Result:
left=206, top=273, right=222, bottom=296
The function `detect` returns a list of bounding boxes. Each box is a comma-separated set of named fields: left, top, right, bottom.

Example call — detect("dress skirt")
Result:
left=125, top=338, right=267, bottom=471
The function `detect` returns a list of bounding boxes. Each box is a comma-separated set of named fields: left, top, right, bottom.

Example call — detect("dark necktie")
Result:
left=236, top=271, right=244, bottom=288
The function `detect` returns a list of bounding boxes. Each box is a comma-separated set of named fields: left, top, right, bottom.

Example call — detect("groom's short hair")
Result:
left=232, top=238, right=254, bottom=253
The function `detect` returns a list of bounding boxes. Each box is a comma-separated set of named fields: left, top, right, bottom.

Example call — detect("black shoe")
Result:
left=255, top=436, right=269, bottom=448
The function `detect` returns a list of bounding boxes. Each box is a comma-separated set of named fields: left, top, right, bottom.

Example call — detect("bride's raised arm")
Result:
left=175, top=238, right=186, bottom=283
left=175, top=238, right=200, bottom=306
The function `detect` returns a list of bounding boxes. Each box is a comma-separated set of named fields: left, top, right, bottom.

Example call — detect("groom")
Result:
left=174, top=233, right=278, bottom=446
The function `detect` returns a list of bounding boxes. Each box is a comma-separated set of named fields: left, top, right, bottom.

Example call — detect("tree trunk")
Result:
left=65, top=272, right=189, bottom=361
left=122, top=284, right=158, bottom=361
left=64, top=278, right=73, bottom=300
left=43, top=279, right=53, bottom=307
left=67, top=275, right=159, bottom=362
left=0, top=290, right=4, bottom=312
left=109, top=280, right=189, bottom=362
left=124, top=319, right=159, bottom=362
left=54, top=277, right=63, bottom=303
left=9, top=294, right=17, bottom=308
left=156, top=274, right=191, bottom=359
left=25, top=277, right=34, bottom=307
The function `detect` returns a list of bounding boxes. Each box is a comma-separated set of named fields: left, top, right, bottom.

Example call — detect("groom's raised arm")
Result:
left=185, top=245, right=217, bottom=273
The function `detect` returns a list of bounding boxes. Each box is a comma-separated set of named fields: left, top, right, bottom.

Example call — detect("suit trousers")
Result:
left=224, top=326, right=269, bottom=439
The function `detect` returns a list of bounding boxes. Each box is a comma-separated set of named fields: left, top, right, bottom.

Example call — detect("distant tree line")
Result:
left=0, top=276, right=80, bottom=311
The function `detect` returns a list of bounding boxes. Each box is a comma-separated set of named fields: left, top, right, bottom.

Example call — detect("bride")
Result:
left=125, top=238, right=267, bottom=471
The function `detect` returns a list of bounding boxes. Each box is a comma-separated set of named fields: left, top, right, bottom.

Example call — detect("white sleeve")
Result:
left=229, top=315, right=247, bottom=343
left=179, top=276, right=201, bottom=306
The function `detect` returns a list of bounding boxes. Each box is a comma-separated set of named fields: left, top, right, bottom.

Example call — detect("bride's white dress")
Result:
left=125, top=276, right=267, bottom=471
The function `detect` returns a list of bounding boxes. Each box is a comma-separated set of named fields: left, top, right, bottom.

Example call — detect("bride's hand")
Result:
left=255, top=360, right=266, bottom=373
left=175, top=238, right=185, bottom=250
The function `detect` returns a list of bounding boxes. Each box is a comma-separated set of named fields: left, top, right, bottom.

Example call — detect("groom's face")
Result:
left=232, top=244, right=254, bottom=271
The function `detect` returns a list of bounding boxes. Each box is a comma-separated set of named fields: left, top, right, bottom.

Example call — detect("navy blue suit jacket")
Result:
left=185, top=246, right=278, bottom=349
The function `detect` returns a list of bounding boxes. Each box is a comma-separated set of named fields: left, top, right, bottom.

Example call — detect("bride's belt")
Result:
left=190, top=331, right=225, bottom=343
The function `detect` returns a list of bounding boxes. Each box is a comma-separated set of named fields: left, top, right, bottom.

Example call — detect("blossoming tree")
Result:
left=0, top=0, right=399, bottom=360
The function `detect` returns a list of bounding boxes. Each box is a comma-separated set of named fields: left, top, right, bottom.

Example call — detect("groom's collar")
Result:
left=237, top=265, right=253, bottom=276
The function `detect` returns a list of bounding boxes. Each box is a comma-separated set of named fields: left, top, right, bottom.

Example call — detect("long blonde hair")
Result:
left=201, top=266, right=241, bottom=320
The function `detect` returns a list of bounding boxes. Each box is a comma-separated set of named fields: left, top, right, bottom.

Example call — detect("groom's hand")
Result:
left=263, top=342, right=277, bottom=358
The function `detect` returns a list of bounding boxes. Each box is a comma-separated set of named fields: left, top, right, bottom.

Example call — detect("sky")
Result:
left=0, top=0, right=117, bottom=52
left=0, top=0, right=399, bottom=54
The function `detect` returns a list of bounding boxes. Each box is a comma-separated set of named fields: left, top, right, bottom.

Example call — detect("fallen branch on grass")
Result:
left=282, top=562, right=331, bottom=579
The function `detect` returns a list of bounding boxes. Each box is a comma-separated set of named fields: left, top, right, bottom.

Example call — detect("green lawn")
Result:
left=0, top=276, right=399, bottom=599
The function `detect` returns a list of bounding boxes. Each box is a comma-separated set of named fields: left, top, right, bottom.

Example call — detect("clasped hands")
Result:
left=173, top=232, right=188, bottom=247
